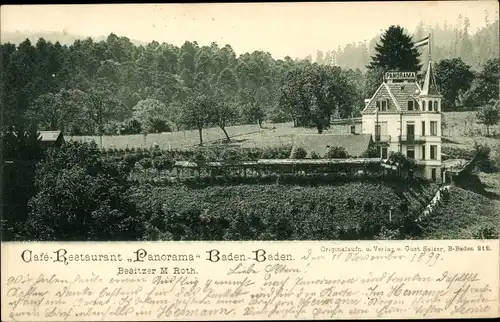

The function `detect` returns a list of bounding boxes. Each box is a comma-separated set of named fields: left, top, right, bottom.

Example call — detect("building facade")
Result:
left=360, top=61, right=443, bottom=182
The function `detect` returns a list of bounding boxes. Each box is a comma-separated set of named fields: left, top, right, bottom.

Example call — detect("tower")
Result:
left=418, top=59, right=442, bottom=112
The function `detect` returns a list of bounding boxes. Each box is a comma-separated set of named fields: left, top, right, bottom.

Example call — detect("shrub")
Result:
left=291, top=147, right=308, bottom=159
left=310, top=151, right=321, bottom=159
left=190, top=148, right=216, bottom=163
left=152, top=155, right=174, bottom=171
left=325, top=146, right=349, bottom=159
left=361, top=146, right=379, bottom=158
left=474, top=141, right=496, bottom=172
left=138, top=158, right=152, bottom=169
left=220, top=148, right=242, bottom=163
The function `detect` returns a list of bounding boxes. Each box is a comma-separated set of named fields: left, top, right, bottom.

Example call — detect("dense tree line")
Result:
left=316, top=13, right=499, bottom=72
left=2, top=19, right=499, bottom=143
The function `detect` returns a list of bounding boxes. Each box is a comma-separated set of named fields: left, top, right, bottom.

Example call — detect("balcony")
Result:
left=399, top=135, right=426, bottom=143
left=373, top=134, right=391, bottom=143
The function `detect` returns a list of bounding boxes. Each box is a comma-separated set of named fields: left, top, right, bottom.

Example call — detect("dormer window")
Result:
left=376, top=100, right=388, bottom=111
left=407, top=100, right=414, bottom=111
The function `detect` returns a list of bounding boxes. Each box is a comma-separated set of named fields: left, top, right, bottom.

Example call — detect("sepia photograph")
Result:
left=1, top=1, right=499, bottom=243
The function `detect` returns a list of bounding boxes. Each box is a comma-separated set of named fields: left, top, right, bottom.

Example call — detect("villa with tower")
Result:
left=360, top=59, right=443, bottom=182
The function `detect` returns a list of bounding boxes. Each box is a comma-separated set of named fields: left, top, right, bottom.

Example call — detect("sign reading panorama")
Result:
left=385, top=71, right=416, bottom=80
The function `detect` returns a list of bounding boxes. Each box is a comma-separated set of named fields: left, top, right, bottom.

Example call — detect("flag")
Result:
left=413, top=36, right=430, bottom=49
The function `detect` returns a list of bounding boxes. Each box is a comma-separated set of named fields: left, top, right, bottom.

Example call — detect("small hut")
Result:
left=39, top=131, right=65, bottom=148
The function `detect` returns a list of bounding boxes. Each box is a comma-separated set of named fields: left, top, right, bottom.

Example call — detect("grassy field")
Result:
left=68, top=111, right=500, bottom=150
left=419, top=185, right=500, bottom=239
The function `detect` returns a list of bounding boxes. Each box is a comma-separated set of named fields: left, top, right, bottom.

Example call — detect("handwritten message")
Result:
left=2, top=240, right=499, bottom=321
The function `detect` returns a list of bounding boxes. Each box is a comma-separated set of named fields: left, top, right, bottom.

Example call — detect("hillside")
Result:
left=419, top=185, right=500, bottom=239
left=130, top=180, right=438, bottom=241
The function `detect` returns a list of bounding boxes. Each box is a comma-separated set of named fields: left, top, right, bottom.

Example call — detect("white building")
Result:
left=361, top=61, right=443, bottom=182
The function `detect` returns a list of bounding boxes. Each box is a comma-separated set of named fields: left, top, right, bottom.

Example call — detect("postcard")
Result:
left=1, top=1, right=499, bottom=320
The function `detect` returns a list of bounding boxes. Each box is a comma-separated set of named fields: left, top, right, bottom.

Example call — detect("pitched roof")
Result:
left=420, top=60, right=441, bottom=96
left=362, top=83, right=399, bottom=113
left=386, top=82, right=421, bottom=110
left=39, top=131, right=62, bottom=142
left=291, top=134, right=372, bottom=158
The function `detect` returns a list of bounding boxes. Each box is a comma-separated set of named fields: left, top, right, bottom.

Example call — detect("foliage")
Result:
left=291, top=147, right=308, bottom=159
left=152, top=155, right=174, bottom=171
left=464, top=58, right=500, bottom=106
left=435, top=58, right=475, bottom=109
left=361, top=146, right=379, bottom=158
left=132, top=99, right=175, bottom=134
left=180, top=94, right=213, bottom=145
left=473, top=141, right=497, bottom=172
left=325, top=146, right=349, bottom=159
left=279, top=63, right=357, bottom=133
left=367, top=25, right=422, bottom=73
left=1, top=126, right=45, bottom=241
left=211, top=101, right=237, bottom=141
left=387, top=151, right=416, bottom=170
left=133, top=180, right=436, bottom=240
left=120, top=118, right=142, bottom=134
left=25, top=141, right=145, bottom=241
left=310, top=151, right=321, bottom=159
left=476, top=100, right=500, bottom=136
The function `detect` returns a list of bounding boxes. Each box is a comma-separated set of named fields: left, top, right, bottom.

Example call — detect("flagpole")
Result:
left=428, top=33, right=432, bottom=61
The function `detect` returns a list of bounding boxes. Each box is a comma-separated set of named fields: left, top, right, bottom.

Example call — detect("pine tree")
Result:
left=367, top=25, right=422, bottom=73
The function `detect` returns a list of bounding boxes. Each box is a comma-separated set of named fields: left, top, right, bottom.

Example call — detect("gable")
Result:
left=363, top=83, right=399, bottom=113
left=386, top=82, right=421, bottom=111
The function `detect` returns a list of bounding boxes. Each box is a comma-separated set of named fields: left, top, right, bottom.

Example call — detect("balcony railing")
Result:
left=399, top=135, right=426, bottom=143
left=374, top=134, right=391, bottom=142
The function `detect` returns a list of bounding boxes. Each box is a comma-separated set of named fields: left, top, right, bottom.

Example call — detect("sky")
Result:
left=1, top=1, right=498, bottom=59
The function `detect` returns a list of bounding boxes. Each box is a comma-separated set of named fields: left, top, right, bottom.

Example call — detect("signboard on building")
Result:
left=385, top=71, right=416, bottom=81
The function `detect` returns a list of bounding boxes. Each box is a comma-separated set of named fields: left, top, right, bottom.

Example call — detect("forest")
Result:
left=1, top=15, right=499, bottom=138
left=1, top=14, right=500, bottom=242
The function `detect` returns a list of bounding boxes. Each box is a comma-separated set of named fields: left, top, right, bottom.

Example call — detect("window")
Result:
left=429, top=101, right=433, bottom=110
left=407, top=100, right=414, bottom=111
left=430, top=145, right=437, bottom=160
left=434, top=100, right=439, bottom=111
left=422, top=101, right=426, bottom=111
left=376, top=101, right=380, bottom=109
left=375, top=124, right=381, bottom=136
left=421, top=121, right=426, bottom=136
left=381, top=147, right=388, bottom=159
left=381, top=100, right=387, bottom=111
left=422, top=145, right=426, bottom=160
left=430, top=121, right=438, bottom=136
left=407, top=146, right=415, bottom=159
left=406, top=123, right=415, bottom=138
left=431, top=168, right=437, bottom=181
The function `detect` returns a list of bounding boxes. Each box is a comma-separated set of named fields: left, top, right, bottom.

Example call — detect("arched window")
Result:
left=428, top=101, right=433, bottom=110
left=422, top=101, right=426, bottom=111
left=434, top=100, right=439, bottom=111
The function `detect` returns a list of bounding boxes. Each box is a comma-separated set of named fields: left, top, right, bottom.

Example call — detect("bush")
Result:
left=220, top=148, right=242, bottom=163
left=190, top=148, right=217, bottom=163
left=291, top=147, right=308, bottom=159
left=474, top=141, right=496, bottom=172
left=138, top=158, right=152, bottom=169
left=361, top=146, right=379, bottom=158
left=310, top=151, right=321, bottom=159
left=25, top=141, right=145, bottom=241
left=152, top=155, right=174, bottom=171
left=121, top=118, right=142, bottom=135
left=325, top=146, right=349, bottom=159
